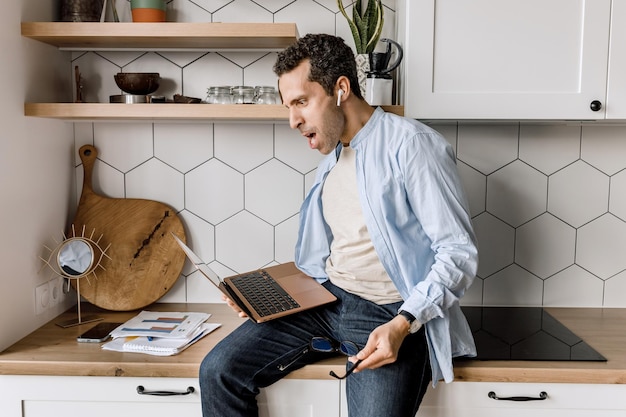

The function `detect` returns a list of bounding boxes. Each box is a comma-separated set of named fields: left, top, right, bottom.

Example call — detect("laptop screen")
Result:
left=171, top=233, right=223, bottom=287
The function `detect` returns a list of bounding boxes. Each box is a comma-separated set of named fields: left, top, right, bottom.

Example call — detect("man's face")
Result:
left=279, top=60, right=344, bottom=155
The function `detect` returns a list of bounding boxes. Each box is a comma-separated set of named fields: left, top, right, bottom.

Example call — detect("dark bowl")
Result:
left=114, top=72, right=160, bottom=95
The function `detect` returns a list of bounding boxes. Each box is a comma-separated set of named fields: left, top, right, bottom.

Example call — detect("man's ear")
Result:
left=335, top=76, right=351, bottom=106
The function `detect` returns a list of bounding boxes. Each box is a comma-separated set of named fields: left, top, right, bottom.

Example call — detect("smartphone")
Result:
left=76, top=322, right=121, bottom=343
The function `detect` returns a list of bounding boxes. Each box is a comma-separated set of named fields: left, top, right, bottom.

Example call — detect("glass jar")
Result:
left=206, top=86, right=232, bottom=104
left=254, top=86, right=278, bottom=104
left=232, top=86, right=255, bottom=104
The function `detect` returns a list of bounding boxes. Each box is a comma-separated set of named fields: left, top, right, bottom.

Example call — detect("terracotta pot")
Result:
left=131, top=0, right=166, bottom=22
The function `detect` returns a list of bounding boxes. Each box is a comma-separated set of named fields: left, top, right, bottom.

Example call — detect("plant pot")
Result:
left=131, top=0, right=166, bottom=22
left=355, top=54, right=369, bottom=97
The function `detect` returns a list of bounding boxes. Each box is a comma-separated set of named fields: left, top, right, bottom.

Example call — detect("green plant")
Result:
left=338, top=0, right=384, bottom=54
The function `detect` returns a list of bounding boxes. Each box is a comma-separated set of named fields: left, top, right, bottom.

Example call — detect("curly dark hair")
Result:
left=273, top=33, right=364, bottom=100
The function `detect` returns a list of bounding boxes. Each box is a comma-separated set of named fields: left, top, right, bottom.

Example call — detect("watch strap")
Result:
left=398, top=310, right=416, bottom=323
left=398, top=310, right=421, bottom=334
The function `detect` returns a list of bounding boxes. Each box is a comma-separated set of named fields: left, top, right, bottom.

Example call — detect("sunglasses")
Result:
left=278, top=336, right=362, bottom=379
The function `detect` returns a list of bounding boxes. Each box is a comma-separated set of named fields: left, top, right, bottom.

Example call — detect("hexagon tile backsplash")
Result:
left=72, top=120, right=626, bottom=309
left=69, top=0, right=626, bottom=308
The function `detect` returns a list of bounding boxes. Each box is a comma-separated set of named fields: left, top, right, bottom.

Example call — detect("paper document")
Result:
left=109, top=311, right=210, bottom=339
left=102, top=323, right=221, bottom=356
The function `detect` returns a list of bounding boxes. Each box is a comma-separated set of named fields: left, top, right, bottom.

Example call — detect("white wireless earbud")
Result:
left=337, top=89, right=344, bottom=106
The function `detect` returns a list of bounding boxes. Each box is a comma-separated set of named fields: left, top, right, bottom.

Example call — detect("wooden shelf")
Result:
left=24, top=103, right=404, bottom=121
left=24, top=103, right=288, bottom=120
left=21, top=22, right=299, bottom=50
left=21, top=23, right=404, bottom=121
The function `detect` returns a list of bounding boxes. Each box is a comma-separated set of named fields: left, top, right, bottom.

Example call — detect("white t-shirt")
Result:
left=322, top=145, right=402, bottom=304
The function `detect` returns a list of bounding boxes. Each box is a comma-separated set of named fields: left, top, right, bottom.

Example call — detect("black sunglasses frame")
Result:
left=277, top=336, right=362, bottom=379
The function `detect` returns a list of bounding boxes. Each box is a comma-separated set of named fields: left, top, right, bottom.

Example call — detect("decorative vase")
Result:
left=355, top=53, right=370, bottom=97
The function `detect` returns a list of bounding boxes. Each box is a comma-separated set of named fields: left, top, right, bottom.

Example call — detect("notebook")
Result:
left=171, top=233, right=337, bottom=323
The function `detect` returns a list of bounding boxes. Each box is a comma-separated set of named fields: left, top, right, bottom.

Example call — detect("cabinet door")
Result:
left=607, top=0, right=626, bottom=118
left=416, top=381, right=626, bottom=417
left=0, top=376, right=201, bottom=417
left=398, top=0, right=611, bottom=120
left=0, top=375, right=340, bottom=417
left=259, top=379, right=341, bottom=417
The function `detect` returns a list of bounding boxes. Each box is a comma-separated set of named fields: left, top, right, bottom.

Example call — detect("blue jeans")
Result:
left=199, top=281, right=431, bottom=417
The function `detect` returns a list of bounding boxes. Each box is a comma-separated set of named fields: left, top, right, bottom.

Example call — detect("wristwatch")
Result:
left=398, top=310, right=422, bottom=334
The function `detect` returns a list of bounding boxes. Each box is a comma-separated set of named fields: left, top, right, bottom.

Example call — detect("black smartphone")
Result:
left=76, top=322, right=121, bottom=343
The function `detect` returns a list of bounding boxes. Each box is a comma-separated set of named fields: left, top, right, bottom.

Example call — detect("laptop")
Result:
left=171, top=233, right=337, bottom=323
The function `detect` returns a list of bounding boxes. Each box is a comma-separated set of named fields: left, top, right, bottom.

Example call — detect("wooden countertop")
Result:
left=0, top=304, right=625, bottom=383
left=0, top=303, right=345, bottom=380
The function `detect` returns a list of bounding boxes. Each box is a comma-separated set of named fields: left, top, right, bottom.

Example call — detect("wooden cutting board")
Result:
left=70, top=144, right=186, bottom=311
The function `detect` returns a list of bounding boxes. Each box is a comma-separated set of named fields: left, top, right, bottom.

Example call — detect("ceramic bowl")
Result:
left=114, top=72, right=160, bottom=95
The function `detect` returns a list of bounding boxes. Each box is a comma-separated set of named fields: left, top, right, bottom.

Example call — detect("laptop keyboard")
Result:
left=230, top=270, right=300, bottom=317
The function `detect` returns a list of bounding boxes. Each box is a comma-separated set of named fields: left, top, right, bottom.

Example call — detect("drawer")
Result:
left=417, top=381, right=626, bottom=417
left=1, top=375, right=340, bottom=417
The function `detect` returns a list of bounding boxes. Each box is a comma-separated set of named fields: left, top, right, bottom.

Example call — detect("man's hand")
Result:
left=222, top=294, right=249, bottom=318
left=350, top=315, right=419, bottom=372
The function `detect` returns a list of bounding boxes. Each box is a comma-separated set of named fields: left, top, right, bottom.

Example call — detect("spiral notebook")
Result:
left=103, top=323, right=221, bottom=356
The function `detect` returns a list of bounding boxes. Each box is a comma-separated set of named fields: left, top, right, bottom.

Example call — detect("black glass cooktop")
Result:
left=460, top=307, right=606, bottom=361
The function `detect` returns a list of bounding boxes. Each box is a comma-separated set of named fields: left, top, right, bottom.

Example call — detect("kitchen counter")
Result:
left=0, top=303, right=625, bottom=383
left=454, top=307, right=626, bottom=384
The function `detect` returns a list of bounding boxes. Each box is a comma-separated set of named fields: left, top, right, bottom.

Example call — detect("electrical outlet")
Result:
left=49, top=278, right=60, bottom=307
left=35, top=282, right=51, bottom=315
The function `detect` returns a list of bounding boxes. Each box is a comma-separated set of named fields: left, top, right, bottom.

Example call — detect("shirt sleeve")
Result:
left=398, top=131, right=479, bottom=325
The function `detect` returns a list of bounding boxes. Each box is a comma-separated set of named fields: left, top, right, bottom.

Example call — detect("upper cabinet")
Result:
left=397, top=0, right=624, bottom=120
left=606, top=0, right=626, bottom=118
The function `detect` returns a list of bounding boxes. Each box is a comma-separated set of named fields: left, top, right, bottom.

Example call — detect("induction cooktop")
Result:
left=460, top=307, right=606, bottom=361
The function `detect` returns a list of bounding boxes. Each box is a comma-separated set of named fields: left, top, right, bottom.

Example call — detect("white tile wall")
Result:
left=71, top=0, right=626, bottom=307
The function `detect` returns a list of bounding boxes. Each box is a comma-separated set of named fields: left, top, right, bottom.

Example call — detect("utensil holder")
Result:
left=61, top=0, right=104, bottom=22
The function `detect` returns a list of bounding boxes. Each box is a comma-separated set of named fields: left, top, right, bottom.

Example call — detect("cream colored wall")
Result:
left=0, top=1, right=75, bottom=351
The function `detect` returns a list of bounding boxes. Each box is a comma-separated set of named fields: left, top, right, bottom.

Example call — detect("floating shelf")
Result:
left=21, top=22, right=299, bottom=50
left=24, top=103, right=404, bottom=121
left=21, top=22, right=404, bottom=121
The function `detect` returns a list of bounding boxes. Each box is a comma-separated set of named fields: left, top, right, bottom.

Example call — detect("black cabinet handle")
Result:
left=136, top=385, right=195, bottom=396
left=488, top=391, right=547, bottom=402
left=590, top=100, right=603, bottom=111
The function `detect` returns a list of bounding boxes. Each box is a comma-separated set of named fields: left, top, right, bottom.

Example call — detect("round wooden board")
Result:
left=70, top=145, right=186, bottom=311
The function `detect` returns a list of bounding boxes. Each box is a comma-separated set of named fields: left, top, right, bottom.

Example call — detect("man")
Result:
left=199, top=33, right=478, bottom=417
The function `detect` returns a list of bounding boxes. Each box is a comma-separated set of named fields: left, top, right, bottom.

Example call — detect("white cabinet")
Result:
left=606, top=0, right=626, bottom=118
left=416, top=381, right=626, bottom=416
left=259, top=379, right=341, bottom=417
left=397, top=0, right=613, bottom=120
left=0, top=375, right=340, bottom=417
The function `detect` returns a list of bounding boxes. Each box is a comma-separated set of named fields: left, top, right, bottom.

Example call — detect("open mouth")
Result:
left=303, top=131, right=317, bottom=148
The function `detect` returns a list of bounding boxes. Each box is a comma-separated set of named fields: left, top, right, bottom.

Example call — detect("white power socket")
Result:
left=35, top=282, right=51, bottom=315
left=49, top=277, right=61, bottom=307
left=35, top=277, right=70, bottom=314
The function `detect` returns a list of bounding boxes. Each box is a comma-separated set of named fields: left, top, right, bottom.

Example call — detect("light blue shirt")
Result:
left=295, top=107, right=478, bottom=384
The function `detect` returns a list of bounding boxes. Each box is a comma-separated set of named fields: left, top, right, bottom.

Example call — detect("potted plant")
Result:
left=338, top=0, right=384, bottom=54
left=337, top=0, right=384, bottom=94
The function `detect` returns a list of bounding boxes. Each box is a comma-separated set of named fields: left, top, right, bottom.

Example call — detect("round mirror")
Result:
left=57, top=238, right=95, bottom=277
